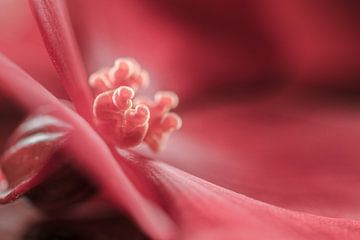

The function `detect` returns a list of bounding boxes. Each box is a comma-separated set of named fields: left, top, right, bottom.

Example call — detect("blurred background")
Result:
left=1, top=0, right=359, bottom=97
left=0, top=0, right=359, bottom=239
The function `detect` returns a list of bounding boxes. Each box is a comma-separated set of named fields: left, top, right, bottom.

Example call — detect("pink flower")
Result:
left=0, top=0, right=360, bottom=239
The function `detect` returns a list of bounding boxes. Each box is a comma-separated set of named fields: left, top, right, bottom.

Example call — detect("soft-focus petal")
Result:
left=119, top=151, right=360, bottom=239
left=153, top=90, right=360, bottom=219
left=0, top=0, right=64, bottom=97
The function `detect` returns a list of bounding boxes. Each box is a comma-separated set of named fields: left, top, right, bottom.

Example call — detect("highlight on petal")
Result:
left=90, top=58, right=181, bottom=151
left=0, top=54, right=176, bottom=239
left=29, top=0, right=93, bottom=120
left=0, top=114, right=70, bottom=203
left=118, top=151, right=360, bottom=240
left=0, top=113, right=97, bottom=214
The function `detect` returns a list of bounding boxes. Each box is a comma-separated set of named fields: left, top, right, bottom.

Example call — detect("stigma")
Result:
left=89, top=58, right=182, bottom=152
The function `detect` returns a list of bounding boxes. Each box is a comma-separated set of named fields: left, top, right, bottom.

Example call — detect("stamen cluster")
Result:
left=89, top=58, right=182, bottom=152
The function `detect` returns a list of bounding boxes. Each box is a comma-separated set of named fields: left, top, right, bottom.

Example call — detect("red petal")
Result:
left=29, top=0, right=93, bottom=120
left=120, top=152, right=360, bottom=239
left=0, top=54, right=175, bottom=239
left=155, top=92, right=360, bottom=219
left=0, top=0, right=65, bottom=98
left=0, top=114, right=69, bottom=203
left=0, top=53, right=60, bottom=109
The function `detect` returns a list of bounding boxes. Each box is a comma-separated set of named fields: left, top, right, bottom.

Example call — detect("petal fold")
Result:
left=0, top=54, right=175, bottom=239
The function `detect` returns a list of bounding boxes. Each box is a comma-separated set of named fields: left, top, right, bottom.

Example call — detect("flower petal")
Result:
left=154, top=91, right=360, bottom=219
left=0, top=0, right=64, bottom=98
left=29, top=0, right=93, bottom=120
left=0, top=54, right=175, bottom=239
left=0, top=114, right=70, bottom=203
left=119, top=152, right=360, bottom=239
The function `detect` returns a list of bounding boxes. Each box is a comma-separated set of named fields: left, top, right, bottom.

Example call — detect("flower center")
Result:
left=89, top=58, right=182, bottom=152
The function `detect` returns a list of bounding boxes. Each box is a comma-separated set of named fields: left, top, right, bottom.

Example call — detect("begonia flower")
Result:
left=0, top=0, right=360, bottom=239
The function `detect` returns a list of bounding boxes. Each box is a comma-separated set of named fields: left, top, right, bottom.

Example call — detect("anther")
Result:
left=112, top=86, right=135, bottom=110
left=92, top=86, right=150, bottom=148
left=162, top=113, right=183, bottom=132
left=137, top=91, right=182, bottom=152
left=154, top=91, right=179, bottom=115
left=93, top=90, right=119, bottom=121
left=89, top=68, right=111, bottom=95
left=89, top=58, right=182, bottom=151
left=124, top=104, right=150, bottom=129
left=108, top=58, right=147, bottom=91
